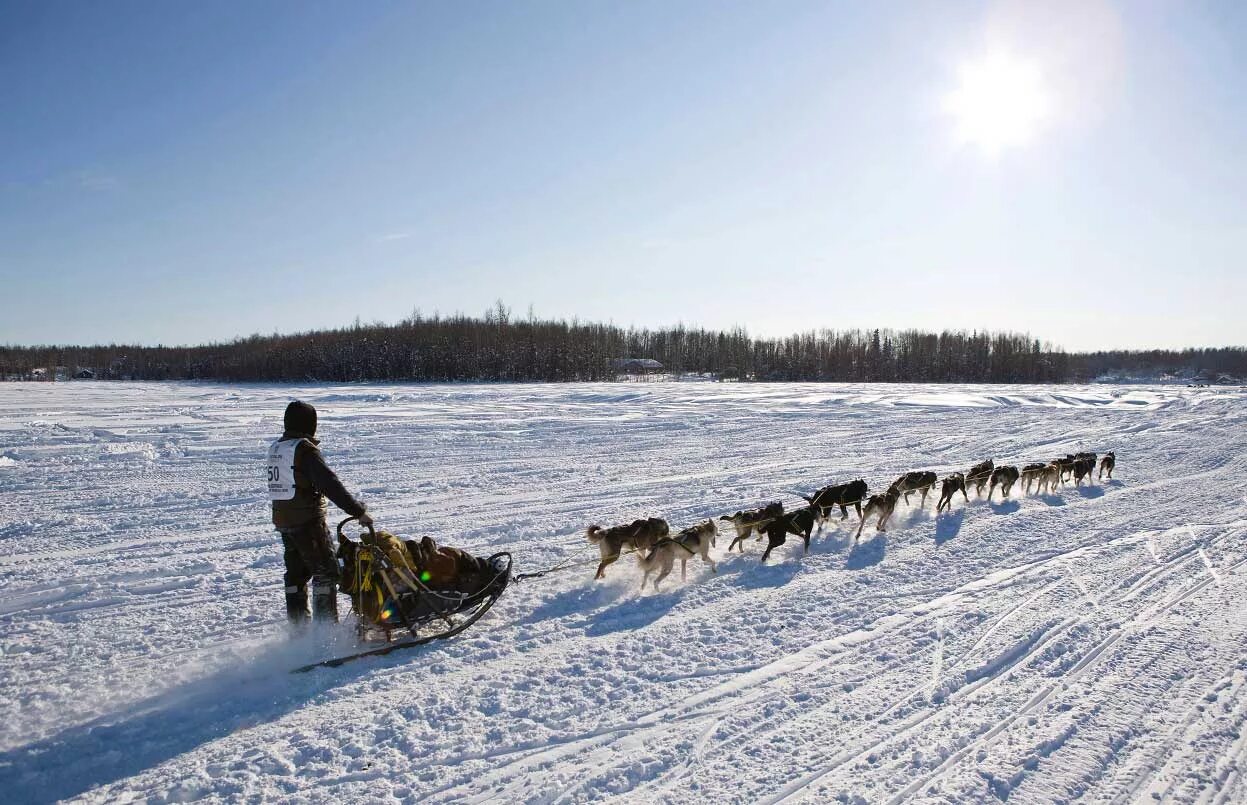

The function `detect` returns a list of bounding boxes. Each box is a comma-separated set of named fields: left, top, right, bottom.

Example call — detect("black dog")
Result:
left=801, top=479, right=868, bottom=521
left=759, top=506, right=818, bottom=563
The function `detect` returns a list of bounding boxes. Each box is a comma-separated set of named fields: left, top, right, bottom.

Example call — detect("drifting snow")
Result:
left=1, top=381, right=1245, bottom=803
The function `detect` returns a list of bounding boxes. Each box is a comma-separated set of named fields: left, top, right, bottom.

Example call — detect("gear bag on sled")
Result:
left=335, top=517, right=510, bottom=640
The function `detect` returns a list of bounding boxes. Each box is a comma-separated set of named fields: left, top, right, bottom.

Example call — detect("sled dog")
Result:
left=1036, top=463, right=1062, bottom=494
left=1019, top=463, right=1048, bottom=494
left=720, top=502, right=784, bottom=552
left=856, top=487, right=902, bottom=539
left=801, top=479, right=869, bottom=522
left=1072, top=457, right=1096, bottom=486
left=639, top=519, right=717, bottom=590
left=586, top=517, right=669, bottom=580
left=890, top=471, right=938, bottom=508
left=936, top=472, right=968, bottom=513
left=966, top=459, right=994, bottom=496
left=759, top=506, right=819, bottom=563
left=987, top=466, right=1020, bottom=500
left=1099, top=452, right=1115, bottom=480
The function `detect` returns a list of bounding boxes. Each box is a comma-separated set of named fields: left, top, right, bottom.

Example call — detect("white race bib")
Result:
left=266, top=438, right=302, bottom=501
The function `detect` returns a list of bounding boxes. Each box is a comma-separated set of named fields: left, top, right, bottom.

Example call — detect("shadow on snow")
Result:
left=846, top=534, right=887, bottom=569
left=934, top=509, right=965, bottom=545
left=0, top=631, right=430, bottom=804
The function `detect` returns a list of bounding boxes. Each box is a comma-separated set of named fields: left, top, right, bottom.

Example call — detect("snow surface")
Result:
left=1, top=381, right=1246, bottom=804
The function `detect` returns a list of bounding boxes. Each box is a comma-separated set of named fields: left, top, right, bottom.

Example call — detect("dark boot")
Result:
left=286, top=584, right=310, bottom=625
left=312, top=581, right=338, bottom=623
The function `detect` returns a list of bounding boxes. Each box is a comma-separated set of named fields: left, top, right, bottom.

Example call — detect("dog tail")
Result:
left=586, top=525, right=604, bottom=543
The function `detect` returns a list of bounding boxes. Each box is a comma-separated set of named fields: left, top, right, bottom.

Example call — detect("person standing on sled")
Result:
left=267, top=400, right=372, bottom=625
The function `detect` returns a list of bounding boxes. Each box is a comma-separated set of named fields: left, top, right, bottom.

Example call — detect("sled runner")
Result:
left=293, top=516, right=511, bottom=672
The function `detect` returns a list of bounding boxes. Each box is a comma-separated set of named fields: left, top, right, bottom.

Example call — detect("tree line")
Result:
left=2, top=306, right=1243, bottom=384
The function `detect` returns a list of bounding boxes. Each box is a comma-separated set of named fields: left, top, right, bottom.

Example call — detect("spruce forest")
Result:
left=2, top=306, right=1244, bottom=384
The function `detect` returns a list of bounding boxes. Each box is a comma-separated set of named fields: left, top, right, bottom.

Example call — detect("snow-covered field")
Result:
left=2, top=381, right=1246, bottom=804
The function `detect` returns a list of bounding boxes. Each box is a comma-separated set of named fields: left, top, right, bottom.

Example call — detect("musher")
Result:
left=267, top=400, right=372, bottom=625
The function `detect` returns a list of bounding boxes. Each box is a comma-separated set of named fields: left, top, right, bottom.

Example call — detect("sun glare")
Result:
left=944, top=52, right=1053, bottom=157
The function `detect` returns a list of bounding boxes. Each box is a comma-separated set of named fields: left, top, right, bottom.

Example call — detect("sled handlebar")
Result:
left=337, top=515, right=377, bottom=544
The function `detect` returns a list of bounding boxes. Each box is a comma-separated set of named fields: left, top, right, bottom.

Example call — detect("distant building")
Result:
left=612, top=358, right=664, bottom=381
left=74, top=368, right=96, bottom=379
left=612, top=358, right=663, bottom=372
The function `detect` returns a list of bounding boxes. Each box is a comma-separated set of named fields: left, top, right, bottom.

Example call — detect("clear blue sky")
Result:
left=2, top=0, right=1244, bottom=351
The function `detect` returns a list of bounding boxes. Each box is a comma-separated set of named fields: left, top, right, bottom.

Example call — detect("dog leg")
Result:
left=760, top=541, right=775, bottom=563
left=681, top=558, right=688, bottom=581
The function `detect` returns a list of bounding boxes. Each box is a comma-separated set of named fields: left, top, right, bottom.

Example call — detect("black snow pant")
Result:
left=280, top=519, right=340, bottom=624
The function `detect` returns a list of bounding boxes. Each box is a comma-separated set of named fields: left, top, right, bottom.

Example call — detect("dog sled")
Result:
left=292, top=516, right=512, bottom=672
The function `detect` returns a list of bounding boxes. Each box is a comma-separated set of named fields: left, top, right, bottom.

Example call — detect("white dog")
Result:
left=639, top=519, right=718, bottom=590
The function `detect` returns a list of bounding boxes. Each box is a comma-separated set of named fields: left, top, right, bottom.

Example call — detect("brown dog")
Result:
left=966, top=459, right=994, bottom=496
left=936, top=472, right=967, bottom=513
left=856, top=487, right=901, bottom=540
left=721, top=502, right=784, bottom=552
left=987, top=466, right=1020, bottom=500
left=1019, top=463, right=1048, bottom=494
left=1099, top=452, right=1115, bottom=480
left=890, top=471, right=938, bottom=508
left=1035, top=463, right=1061, bottom=494
left=586, top=517, right=670, bottom=580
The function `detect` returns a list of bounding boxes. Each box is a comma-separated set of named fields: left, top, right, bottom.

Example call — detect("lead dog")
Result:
left=890, top=471, right=938, bottom=508
left=721, top=502, right=784, bottom=553
left=639, top=519, right=717, bottom=590
left=801, top=479, right=869, bottom=522
left=586, top=517, right=670, bottom=580
left=936, top=472, right=967, bottom=513
left=856, top=486, right=902, bottom=539
left=987, top=466, right=1020, bottom=500
left=1099, top=452, right=1115, bottom=480
left=758, top=506, right=819, bottom=563
left=966, top=459, right=994, bottom=496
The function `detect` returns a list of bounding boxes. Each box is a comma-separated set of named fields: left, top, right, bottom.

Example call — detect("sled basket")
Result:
left=336, top=517, right=511, bottom=643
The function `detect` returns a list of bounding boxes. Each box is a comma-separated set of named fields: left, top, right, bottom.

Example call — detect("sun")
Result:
left=944, top=52, right=1053, bottom=157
